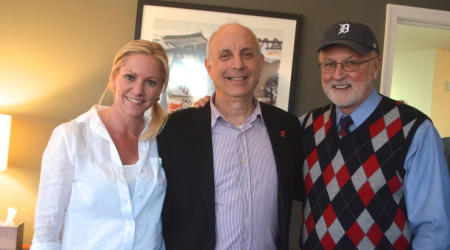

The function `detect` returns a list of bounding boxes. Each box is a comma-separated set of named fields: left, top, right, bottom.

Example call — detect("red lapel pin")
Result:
left=281, top=131, right=285, bottom=137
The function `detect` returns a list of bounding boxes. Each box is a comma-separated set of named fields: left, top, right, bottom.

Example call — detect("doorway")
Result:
left=381, top=4, right=450, bottom=137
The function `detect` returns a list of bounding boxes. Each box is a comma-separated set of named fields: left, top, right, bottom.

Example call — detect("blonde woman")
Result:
left=31, top=40, right=169, bottom=250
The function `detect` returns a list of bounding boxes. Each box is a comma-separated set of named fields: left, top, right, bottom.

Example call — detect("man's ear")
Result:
left=372, top=56, right=382, bottom=80
left=259, top=54, right=265, bottom=75
left=205, top=58, right=212, bottom=76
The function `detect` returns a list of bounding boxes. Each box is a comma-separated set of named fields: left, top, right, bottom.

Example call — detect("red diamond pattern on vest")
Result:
left=313, top=114, right=327, bottom=146
left=369, top=107, right=418, bottom=153
left=300, top=98, right=427, bottom=250
left=348, top=222, right=365, bottom=246
left=362, top=154, right=379, bottom=178
left=304, top=108, right=332, bottom=147
left=307, top=148, right=318, bottom=169
left=387, top=117, right=403, bottom=139
left=394, top=208, right=407, bottom=231
left=322, top=164, right=335, bottom=186
left=366, top=224, right=383, bottom=246
left=388, top=174, right=402, bottom=194
left=385, top=207, right=411, bottom=248
left=305, top=211, right=315, bottom=235
left=323, top=204, right=337, bottom=227
left=320, top=232, right=336, bottom=250
left=335, top=166, right=350, bottom=188
left=313, top=112, right=332, bottom=138
left=313, top=113, right=325, bottom=132
left=394, top=236, right=410, bottom=250
left=355, top=209, right=377, bottom=248
left=370, top=116, right=386, bottom=138
left=358, top=182, right=376, bottom=206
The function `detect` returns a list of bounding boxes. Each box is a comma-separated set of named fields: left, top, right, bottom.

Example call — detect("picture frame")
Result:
left=135, top=0, right=302, bottom=112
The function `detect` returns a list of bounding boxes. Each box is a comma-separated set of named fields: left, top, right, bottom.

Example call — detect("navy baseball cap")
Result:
left=316, top=22, right=379, bottom=55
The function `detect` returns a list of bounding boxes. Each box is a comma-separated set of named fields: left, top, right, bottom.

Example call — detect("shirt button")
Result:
left=243, top=188, right=247, bottom=193
left=244, top=218, right=249, bottom=223
left=241, top=159, right=245, bottom=164
left=137, top=195, right=141, bottom=199
left=139, top=150, right=145, bottom=155
left=140, top=169, right=144, bottom=174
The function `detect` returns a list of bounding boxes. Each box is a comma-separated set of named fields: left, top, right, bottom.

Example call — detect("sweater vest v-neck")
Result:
left=300, top=96, right=428, bottom=250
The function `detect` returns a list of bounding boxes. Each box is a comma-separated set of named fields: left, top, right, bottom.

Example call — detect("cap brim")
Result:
left=316, top=40, right=373, bottom=55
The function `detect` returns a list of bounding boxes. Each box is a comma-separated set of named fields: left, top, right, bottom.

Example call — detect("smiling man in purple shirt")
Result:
left=157, top=23, right=302, bottom=250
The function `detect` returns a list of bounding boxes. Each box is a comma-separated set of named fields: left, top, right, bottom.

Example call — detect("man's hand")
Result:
left=192, top=96, right=211, bottom=108
left=180, top=99, right=192, bottom=109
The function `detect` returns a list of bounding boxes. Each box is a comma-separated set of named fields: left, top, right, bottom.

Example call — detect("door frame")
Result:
left=381, top=4, right=450, bottom=96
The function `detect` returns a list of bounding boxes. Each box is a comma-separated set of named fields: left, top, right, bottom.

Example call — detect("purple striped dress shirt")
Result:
left=210, top=96, right=278, bottom=250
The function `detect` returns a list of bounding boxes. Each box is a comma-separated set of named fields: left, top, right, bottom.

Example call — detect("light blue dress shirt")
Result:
left=334, top=88, right=450, bottom=250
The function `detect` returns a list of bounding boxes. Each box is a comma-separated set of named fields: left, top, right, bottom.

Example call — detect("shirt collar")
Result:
left=75, top=105, right=150, bottom=141
left=335, top=87, right=382, bottom=127
left=210, top=92, right=263, bottom=129
left=74, top=105, right=108, bottom=126
left=81, top=105, right=150, bottom=125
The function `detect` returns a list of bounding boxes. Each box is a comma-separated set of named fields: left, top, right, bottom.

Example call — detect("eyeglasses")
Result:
left=318, top=57, right=378, bottom=73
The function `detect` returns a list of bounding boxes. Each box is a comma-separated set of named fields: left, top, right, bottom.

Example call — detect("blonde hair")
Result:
left=99, top=39, right=169, bottom=141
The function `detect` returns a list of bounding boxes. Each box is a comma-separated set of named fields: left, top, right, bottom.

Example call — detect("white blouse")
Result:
left=123, top=164, right=138, bottom=198
left=31, top=105, right=166, bottom=250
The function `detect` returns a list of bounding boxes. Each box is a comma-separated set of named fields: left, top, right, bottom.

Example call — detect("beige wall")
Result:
left=391, top=49, right=435, bottom=116
left=431, top=49, right=450, bottom=137
left=392, top=48, right=450, bottom=137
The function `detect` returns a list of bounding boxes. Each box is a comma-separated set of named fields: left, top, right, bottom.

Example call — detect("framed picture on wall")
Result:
left=135, top=0, right=302, bottom=112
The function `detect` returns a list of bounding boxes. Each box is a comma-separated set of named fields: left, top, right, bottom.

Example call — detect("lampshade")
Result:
left=0, top=114, right=12, bottom=171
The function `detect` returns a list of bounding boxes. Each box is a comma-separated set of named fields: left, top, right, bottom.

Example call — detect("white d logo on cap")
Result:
left=338, top=24, right=350, bottom=35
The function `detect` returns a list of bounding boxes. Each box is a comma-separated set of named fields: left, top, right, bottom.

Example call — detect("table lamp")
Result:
left=0, top=114, right=12, bottom=171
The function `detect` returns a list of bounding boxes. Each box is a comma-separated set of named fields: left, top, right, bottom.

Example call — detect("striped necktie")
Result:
left=340, top=115, right=353, bottom=138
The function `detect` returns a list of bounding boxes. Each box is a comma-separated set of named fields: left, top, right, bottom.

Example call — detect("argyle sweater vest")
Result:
left=300, top=96, right=428, bottom=250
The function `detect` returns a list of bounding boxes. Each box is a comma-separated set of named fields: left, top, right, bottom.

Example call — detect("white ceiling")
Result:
left=395, top=24, right=450, bottom=54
